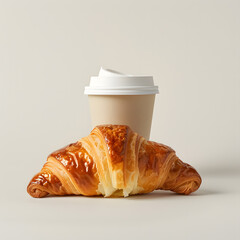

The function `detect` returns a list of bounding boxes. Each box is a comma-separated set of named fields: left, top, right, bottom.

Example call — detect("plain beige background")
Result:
left=0, top=0, right=239, bottom=240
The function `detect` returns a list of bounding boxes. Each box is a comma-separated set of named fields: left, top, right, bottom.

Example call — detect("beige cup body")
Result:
left=88, top=95, right=155, bottom=140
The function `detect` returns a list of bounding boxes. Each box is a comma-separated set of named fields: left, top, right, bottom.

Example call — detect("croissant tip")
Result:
left=185, top=179, right=202, bottom=195
left=27, top=184, right=49, bottom=198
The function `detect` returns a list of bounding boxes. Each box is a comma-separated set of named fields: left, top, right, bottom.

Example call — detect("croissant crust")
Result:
left=27, top=125, right=201, bottom=198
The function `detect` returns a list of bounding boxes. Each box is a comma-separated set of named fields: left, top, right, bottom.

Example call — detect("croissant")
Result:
left=27, top=125, right=201, bottom=198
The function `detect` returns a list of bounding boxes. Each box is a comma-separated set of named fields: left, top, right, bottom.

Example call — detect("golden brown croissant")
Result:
left=27, top=125, right=201, bottom=198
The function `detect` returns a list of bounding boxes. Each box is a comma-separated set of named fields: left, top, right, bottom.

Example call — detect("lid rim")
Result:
left=84, top=89, right=159, bottom=95
left=91, top=75, right=153, bottom=78
left=85, top=86, right=158, bottom=90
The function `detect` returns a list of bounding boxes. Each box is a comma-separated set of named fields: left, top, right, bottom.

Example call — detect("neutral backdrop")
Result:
left=0, top=0, right=239, bottom=240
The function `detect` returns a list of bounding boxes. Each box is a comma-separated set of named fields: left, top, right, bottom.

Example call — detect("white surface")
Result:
left=0, top=0, right=239, bottom=239
left=1, top=172, right=240, bottom=240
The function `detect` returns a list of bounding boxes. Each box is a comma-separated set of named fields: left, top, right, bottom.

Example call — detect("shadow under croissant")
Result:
left=37, top=188, right=220, bottom=199
left=127, top=189, right=222, bottom=200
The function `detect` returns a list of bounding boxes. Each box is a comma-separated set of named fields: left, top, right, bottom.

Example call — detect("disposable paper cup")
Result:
left=84, top=68, right=159, bottom=140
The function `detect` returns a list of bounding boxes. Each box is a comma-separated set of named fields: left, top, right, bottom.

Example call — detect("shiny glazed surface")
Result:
left=27, top=125, right=202, bottom=198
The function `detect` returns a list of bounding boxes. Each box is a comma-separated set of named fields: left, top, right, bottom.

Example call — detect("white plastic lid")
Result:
left=84, top=68, right=159, bottom=95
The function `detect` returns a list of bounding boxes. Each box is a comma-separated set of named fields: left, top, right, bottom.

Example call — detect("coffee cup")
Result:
left=84, top=68, right=159, bottom=140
